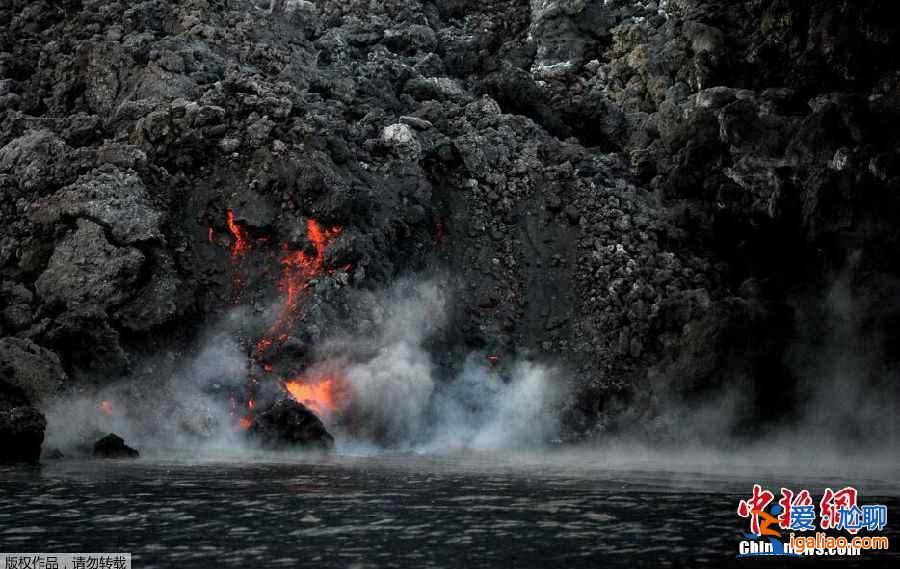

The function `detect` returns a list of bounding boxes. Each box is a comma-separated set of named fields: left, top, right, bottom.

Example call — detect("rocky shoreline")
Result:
left=2, top=0, right=899, bottom=462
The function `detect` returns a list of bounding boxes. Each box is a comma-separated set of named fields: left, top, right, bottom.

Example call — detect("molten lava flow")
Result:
left=218, top=210, right=348, bottom=428
left=284, top=376, right=342, bottom=418
left=226, top=209, right=251, bottom=259
left=225, top=209, right=254, bottom=297
left=99, top=400, right=113, bottom=416
left=434, top=218, right=445, bottom=245
left=258, top=220, right=342, bottom=350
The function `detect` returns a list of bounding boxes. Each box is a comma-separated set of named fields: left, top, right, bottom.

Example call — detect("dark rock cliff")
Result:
left=1, top=0, right=898, bottom=460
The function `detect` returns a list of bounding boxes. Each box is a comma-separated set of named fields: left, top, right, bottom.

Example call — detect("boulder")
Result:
left=0, top=381, right=45, bottom=464
left=31, top=166, right=163, bottom=244
left=247, top=398, right=334, bottom=451
left=380, top=123, right=421, bottom=159
left=93, top=433, right=140, bottom=459
left=44, top=309, right=128, bottom=375
left=43, top=448, right=65, bottom=460
left=0, top=130, right=77, bottom=194
left=35, top=219, right=144, bottom=312
left=402, top=77, right=467, bottom=102
left=1, top=282, right=35, bottom=331
left=528, top=0, right=615, bottom=70
left=0, top=405, right=46, bottom=464
left=114, top=252, right=182, bottom=332
left=0, top=337, right=66, bottom=404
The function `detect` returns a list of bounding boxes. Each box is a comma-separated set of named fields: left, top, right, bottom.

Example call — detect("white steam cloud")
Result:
left=425, top=357, right=562, bottom=452
left=318, top=280, right=564, bottom=451
left=42, top=279, right=565, bottom=456
left=643, top=252, right=900, bottom=457
left=43, top=324, right=252, bottom=456
left=788, top=255, right=899, bottom=450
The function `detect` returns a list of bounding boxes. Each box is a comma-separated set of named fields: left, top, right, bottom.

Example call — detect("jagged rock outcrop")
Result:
left=31, top=165, right=163, bottom=244
left=248, top=398, right=335, bottom=451
left=0, top=337, right=64, bottom=463
left=0, top=395, right=45, bottom=464
left=1, top=0, right=898, bottom=445
left=35, top=219, right=145, bottom=312
left=0, top=337, right=66, bottom=404
left=93, top=433, right=140, bottom=459
left=0, top=374, right=45, bottom=464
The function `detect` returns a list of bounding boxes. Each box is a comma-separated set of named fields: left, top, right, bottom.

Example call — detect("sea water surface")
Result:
left=1, top=450, right=898, bottom=567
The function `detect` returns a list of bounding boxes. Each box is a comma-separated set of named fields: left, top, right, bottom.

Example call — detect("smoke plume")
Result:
left=42, top=279, right=565, bottom=456
left=315, top=279, right=565, bottom=451
left=641, top=252, right=900, bottom=459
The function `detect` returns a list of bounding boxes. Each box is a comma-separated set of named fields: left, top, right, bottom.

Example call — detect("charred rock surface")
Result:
left=0, top=406, right=46, bottom=464
left=0, top=336, right=66, bottom=404
left=43, top=447, right=65, bottom=460
left=1, top=0, right=898, bottom=445
left=0, top=337, right=61, bottom=463
left=248, top=398, right=335, bottom=451
left=0, top=379, right=46, bottom=464
left=93, top=433, right=140, bottom=459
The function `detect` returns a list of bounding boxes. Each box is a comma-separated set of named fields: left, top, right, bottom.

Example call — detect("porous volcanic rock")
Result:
left=0, top=337, right=60, bottom=464
left=1, top=0, right=899, bottom=445
left=93, top=433, right=140, bottom=459
left=0, top=380, right=45, bottom=464
left=35, top=219, right=144, bottom=312
left=0, top=337, right=66, bottom=404
left=30, top=165, right=163, bottom=244
left=248, top=399, right=335, bottom=451
left=43, top=447, right=65, bottom=460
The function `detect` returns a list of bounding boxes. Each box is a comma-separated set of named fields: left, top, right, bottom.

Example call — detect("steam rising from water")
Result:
left=791, top=260, right=899, bottom=448
left=43, top=280, right=564, bottom=456
left=41, top=264, right=898, bottom=480
left=645, top=255, right=900, bottom=459
left=314, top=280, right=564, bottom=451
left=43, top=327, right=252, bottom=454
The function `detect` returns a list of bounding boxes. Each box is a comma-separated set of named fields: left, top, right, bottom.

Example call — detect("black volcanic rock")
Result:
left=93, top=433, right=140, bottom=459
left=248, top=399, right=335, bottom=451
left=0, top=406, right=46, bottom=464
left=35, top=219, right=145, bottom=313
left=0, top=0, right=898, bottom=446
left=43, top=447, right=65, bottom=460
left=0, top=338, right=60, bottom=464
left=0, top=337, right=66, bottom=404
left=0, top=380, right=45, bottom=464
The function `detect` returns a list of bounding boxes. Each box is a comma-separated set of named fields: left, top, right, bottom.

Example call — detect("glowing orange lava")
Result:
left=219, top=210, right=348, bottom=427
left=99, top=400, right=113, bottom=416
left=284, top=376, right=343, bottom=417
left=226, top=209, right=251, bottom=259
left=258, top=220, right=342, bottom=351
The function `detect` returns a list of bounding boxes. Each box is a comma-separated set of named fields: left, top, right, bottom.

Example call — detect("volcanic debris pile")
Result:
left=2, top=0, right=900, bottom=461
